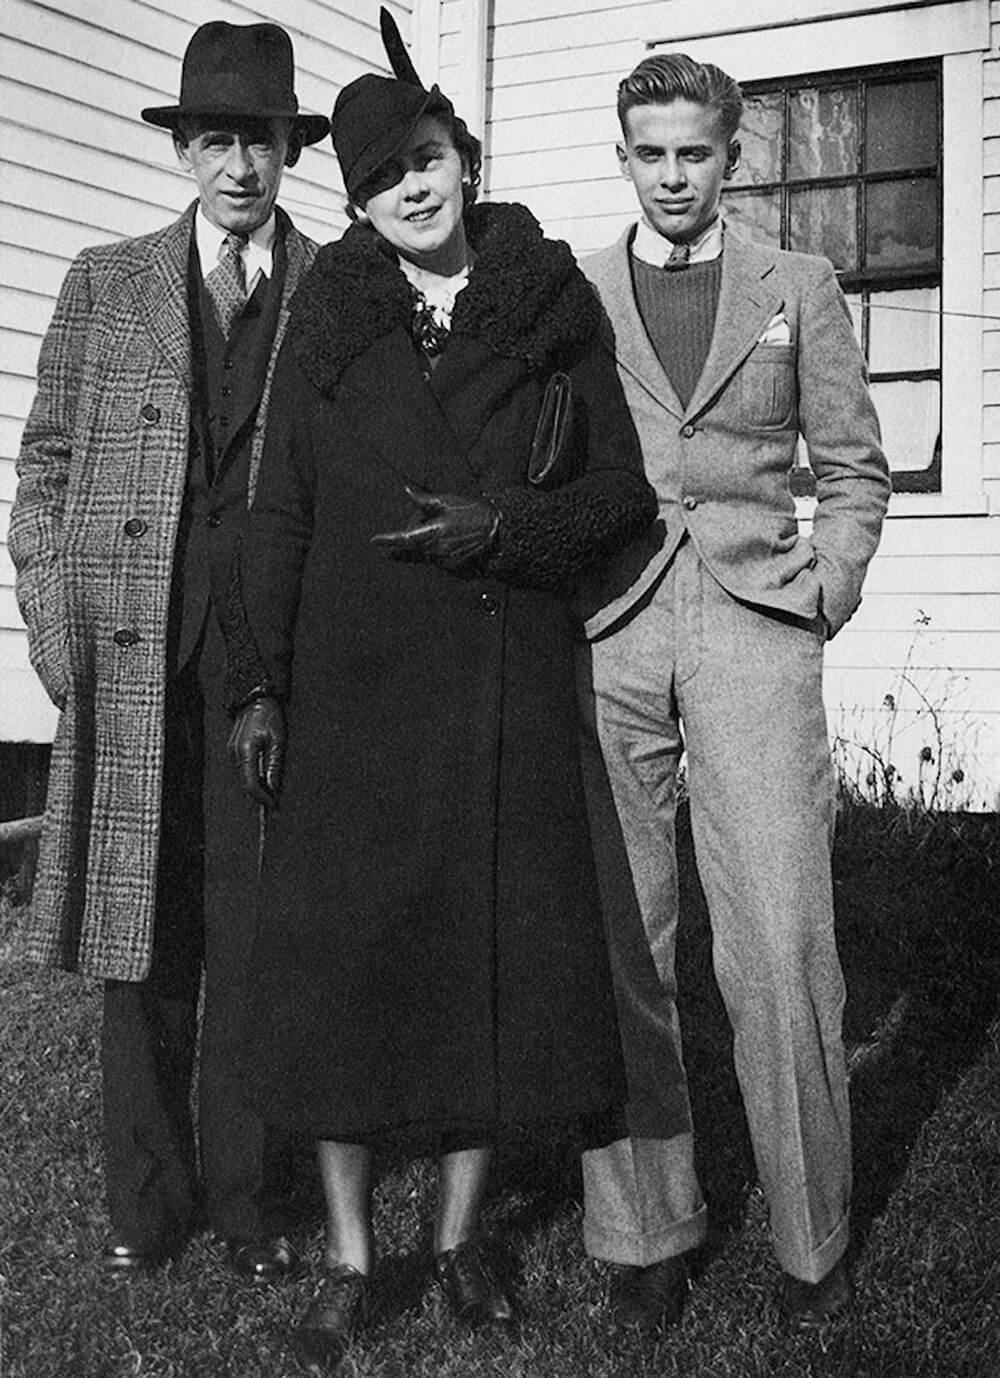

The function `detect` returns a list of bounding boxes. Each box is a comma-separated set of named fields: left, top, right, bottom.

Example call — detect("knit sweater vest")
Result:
left=632, top=256, right=722, bottom=410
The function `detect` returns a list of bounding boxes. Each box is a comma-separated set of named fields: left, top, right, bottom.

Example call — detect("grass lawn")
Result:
left=1, top=798, right=998, bottom=1377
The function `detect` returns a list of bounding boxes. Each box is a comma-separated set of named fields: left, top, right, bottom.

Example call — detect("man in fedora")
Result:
left=9, top=21, right=328, bottom=1277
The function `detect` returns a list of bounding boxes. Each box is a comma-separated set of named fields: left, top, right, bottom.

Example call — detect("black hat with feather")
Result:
left=331, top=8, right=459, bottom=200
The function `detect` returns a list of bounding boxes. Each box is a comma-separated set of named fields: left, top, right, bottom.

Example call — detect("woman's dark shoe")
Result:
left=433, top=1241, right=514, bottom=1326
left=227, top=1234, right=298, bottom=1283
left=291, top=1263, right=371, bottom=1374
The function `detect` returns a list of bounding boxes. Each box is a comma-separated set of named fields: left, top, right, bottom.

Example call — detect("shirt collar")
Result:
left=194, top=208, right=276, bottom=284
left=631, top=215, right=723, bottom=268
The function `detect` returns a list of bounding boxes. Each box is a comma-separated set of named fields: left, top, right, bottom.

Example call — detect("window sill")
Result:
left=795, top=492, right=991, bottom=520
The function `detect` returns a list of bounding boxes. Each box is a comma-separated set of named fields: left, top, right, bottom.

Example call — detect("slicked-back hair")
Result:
left=617, top=53, right=744, bottom=141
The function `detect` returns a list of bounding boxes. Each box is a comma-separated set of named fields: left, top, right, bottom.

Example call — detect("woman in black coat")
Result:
left=227, top=13, right=655, bottom=1369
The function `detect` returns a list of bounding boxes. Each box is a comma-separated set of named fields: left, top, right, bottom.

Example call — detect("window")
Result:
left=723, top=61, right=942, bottom=493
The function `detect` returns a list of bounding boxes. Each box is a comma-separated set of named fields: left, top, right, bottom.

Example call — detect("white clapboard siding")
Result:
left=0, top=0, right=411, bottom=742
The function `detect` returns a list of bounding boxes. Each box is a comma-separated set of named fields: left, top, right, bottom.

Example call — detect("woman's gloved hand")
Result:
left=228, top=695, right=286, bottom=809
left=371, top=483, right=499, bottom=570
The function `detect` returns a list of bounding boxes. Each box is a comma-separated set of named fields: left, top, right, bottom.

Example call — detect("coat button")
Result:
left=480, top=592, right=500, bottom=617
left=682, top=496, right=699, bottom=511
left=206, top=512, right=222, bottom=528
left=123, top=517, right=148, bottom=538
left=681, top=423, right=696, bottom=439
left=140, top=403, right=160, bottom=424
left=113, top=628, right=140, bottom=647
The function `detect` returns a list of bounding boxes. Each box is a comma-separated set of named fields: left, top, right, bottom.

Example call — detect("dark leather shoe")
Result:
left=291, top=1264, right=371, bottom=1374
left=609, top=1255, right=689, bottom=1333
left=780, top=1256, right=853, bottom=1328
left=102, top=1236, right=166, bottom=1273
left=433, top=1241, right=514, bottom=1326
left=227, top=1234, right=297, bottom=1283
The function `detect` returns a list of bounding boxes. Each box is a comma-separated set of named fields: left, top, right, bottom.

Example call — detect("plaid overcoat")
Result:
left=9, top=201, right=317, bottom=980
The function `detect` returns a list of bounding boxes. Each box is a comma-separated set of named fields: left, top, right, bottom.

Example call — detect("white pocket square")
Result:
left=758, top=313, right=791, bottom=346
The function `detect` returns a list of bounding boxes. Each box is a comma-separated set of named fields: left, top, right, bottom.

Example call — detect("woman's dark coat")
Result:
left=231, top=202, right=655, bottom=1138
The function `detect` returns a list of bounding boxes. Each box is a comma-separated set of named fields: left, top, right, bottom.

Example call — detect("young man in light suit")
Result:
left=10, top=22, right=326, bottom=1278
left=576, top=53, right=890, bottom=1332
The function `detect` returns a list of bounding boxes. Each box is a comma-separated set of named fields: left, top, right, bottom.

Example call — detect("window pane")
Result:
left=866, top=79, right=937, bottom=172
left=723, top=188, right=781, bottom=245
left=789, top=86, right=858, bottom=179
left=844, top=292, right=865, bottom=349
left=870, top=379, right=940, bottom=471
left=732, top=91, right=783, bottom=186
left=867, top=287, right=940, bottom=371
left=865, top=178, right=938, bottom=271
left=789, top=184, right=858, bottom=269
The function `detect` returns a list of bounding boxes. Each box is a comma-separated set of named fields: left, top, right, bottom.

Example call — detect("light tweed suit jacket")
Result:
left=580, top=224, right=890, bottom=639
left=9, top=202, right=316, bottom=980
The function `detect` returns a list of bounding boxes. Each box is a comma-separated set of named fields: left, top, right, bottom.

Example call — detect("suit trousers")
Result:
left=102, top=610, right=283, bottom=1247
left=577, top=538, right=850, bottom=1283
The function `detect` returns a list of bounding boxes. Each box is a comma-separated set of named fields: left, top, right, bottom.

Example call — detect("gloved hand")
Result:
left=371, top=483, right=499, bottom=571
left=228, top=695, right=286, bottom=809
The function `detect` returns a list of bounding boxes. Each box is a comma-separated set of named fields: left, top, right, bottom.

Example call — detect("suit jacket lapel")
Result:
left=125, top=206, right=195, bottom=390
left=685, top=230, right=784, bottom=420
left=596, top=230, right=685, bottom=420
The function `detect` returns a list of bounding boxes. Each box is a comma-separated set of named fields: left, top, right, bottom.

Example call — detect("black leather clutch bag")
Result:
left=527, top=371, right=576, bottom=489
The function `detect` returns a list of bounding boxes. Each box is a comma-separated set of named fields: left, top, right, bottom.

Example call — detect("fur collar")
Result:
left=290, top=202, right=600, bottom=396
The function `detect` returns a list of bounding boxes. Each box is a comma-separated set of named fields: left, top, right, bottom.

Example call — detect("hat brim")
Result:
left=341, top=85, right=454, bottom=200
left=141, top=105, right=329, bottom=145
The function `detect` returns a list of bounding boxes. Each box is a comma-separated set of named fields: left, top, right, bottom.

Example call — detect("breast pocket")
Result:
left=738, top=344, right=796, bottom=430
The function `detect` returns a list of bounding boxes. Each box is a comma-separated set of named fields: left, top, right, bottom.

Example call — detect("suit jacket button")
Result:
left=140, top=403, right=160, bottom=424
left=480, top=593, right=500, bottom=617
left=123, top=517, right=147, bottom=538
left=113, top=628, right=140, bottom=647
left=683, top=496, right=698, bottom=511
left=206, top=512, right=222, bottom=528
left=681, top=423, right=696, bottom=439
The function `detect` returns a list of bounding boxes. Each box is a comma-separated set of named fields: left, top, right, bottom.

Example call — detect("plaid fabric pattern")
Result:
left=205, top=233, right=248, bottom=337
left=9, top=202, right=316, bottom=980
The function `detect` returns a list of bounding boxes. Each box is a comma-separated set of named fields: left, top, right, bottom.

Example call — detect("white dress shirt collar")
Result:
left=194, top=209, right=276, bottom=295
left=631, top=215, right=724, bottom=267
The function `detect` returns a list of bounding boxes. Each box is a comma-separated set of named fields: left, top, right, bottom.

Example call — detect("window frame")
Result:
left=724, top=58, right=944, bottom=494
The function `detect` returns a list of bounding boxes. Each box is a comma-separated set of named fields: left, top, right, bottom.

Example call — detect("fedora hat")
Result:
left=142, top=21, right=328, bottom=145
left=331, top=8, right=461, bottom=199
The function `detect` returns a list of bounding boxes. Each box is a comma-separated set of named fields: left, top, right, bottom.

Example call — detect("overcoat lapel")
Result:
left=685, top=231, right=783, bottom=421
left=125, top=208, right=195, bottom=390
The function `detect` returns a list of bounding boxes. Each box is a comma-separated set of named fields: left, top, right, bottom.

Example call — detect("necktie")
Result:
left=205, top=233, right=248, bottom=337
left=664, top=241, right=691, bottom=271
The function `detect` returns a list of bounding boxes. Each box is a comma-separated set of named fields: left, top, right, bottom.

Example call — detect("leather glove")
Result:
left=228, top=695, right=286, bottom=809
left=370, top=483, right=499, bottom=571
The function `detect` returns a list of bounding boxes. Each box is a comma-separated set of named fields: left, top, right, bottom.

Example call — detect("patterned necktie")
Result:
left=664, top=240, right=691, bottom=271
left=205, top=233, right=248, bottom=337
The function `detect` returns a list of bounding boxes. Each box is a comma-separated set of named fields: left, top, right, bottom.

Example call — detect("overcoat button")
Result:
left=681, top=423, right=696, bottom=438
left=123, top=517, right=147, bottom=538
left=206, top=512, right=222, bottom=528
left=140, top=403, right=160, bottom=424
left=480, top=593, right=500, bottom=617
left=113, top=628, right=140, bottom=647
left=682, top=496, right=698, bottom=511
